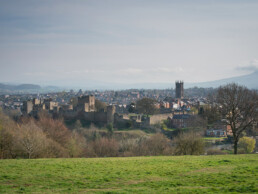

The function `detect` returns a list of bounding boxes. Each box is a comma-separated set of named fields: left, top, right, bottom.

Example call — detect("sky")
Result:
left=0, top=0, right=258, bottom=88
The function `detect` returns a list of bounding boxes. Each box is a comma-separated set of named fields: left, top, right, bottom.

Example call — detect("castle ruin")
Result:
left=22, top=95, right=116, bottom=125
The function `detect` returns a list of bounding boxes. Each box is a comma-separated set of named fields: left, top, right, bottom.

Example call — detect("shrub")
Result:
left=88, top=137, right=119, bottom=157
left=173, top=131, right=204, bottom=155
left=130, top=134, right=173, bottom=156
left=145, top=133, right=172, bottom=156
left=207, top=148, right=227, bottom=155
left=238, top=137, right=256, bottom=153
left=107, top=123, right=114, bottom=135
left=68, top=131, right=86, bottom=158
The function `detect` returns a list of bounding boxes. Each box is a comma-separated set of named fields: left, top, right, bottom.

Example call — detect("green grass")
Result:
left=0, top=155, right=257, bottom=193
left=203, top=137, right=227, bottom=140
left=162, top=127, right=176, bottom=131
left=114, top=129, right=149, bottom=136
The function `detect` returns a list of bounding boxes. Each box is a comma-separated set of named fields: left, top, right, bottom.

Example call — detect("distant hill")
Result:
left=15, top=84, right=41, bottom=90
left=97, top=71, right=258, bottom=90
left=0, top=83, right=42, bottom=94
left=43, top=86, right=61, bottom=91
left=0, top=71, right=257, bottom=92
left=120, top=71, right=258, bottom=89
left=185, top=71, right=258, bottom=89
left=0, top=83, right=65, bottom=94
left=0, top=83, right=41, bottom=90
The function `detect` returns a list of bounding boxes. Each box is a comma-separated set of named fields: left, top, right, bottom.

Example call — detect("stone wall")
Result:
left=149, top=113, right=173, bottom=125
left=93, top=112, right=108, bottom=123
left=61, top=111, right=78, bottom=120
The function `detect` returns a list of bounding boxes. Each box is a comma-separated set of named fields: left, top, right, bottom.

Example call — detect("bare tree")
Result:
left=37, top=116, right=71, bottom=148
left=216, top=83, right=258, bottom=154
left=68, top=131, right=86, bottom=158
left=0, top=110, right=20, bottom=159
left=18, top=121, right=48, bottom=158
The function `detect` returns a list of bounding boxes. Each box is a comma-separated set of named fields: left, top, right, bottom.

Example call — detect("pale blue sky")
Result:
left=0, top=0, right=258, bottom=87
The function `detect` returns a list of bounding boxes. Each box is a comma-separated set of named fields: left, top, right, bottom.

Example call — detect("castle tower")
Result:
left=175, top=81, right=184, bottom=99
left=107, top=105, right=116, bottom=124
left=77, top=95, right=95, bottom=112
left=22, top=101, right=33, bottom=114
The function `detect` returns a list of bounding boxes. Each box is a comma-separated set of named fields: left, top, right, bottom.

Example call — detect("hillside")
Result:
left=91, top=71, right=258, bottom=89
left=1, top=71, right=257, bottom=92
left=185, top=71, right=258, bottom=89
left=0, top=83, right=64, bottom=94
left=0, top=83, right=41, bottom=91
left=0, top=155, right=257, bottom=193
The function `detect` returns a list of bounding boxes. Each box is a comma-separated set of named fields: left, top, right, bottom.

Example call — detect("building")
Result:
left=206, top=129, right=226, bottom=137
left=171, top=114, right=191, bottom=128
left=77, top=95, right=95, bottom=112
left=21, top=95, right=116, bottom=126
left=206, top=120, right=232, bottom=137
left=175, top=81, right=184, bottom=99
left=22, top=101, right=33, bottom=114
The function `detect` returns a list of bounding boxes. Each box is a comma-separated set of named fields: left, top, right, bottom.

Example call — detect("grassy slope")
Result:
left=0, top=155, right=257, bottom=193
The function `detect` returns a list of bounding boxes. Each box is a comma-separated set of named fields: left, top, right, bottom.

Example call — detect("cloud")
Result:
left=236, top=59, right=258, bottom=72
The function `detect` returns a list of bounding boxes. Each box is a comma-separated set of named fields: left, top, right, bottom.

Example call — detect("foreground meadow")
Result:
left=0, top=155, right=257, bottom=193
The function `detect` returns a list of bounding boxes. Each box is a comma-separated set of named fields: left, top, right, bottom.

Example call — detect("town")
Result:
left=0, top=81, right=235, bottom=139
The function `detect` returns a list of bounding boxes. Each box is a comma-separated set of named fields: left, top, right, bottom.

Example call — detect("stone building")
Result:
left=22, top=98, right=57, bottom=115
left=107, top=105, right=116, bottom=123
left=22, top=95, right=116, bottom=126
left=60, top=95, right=116, bottom=125
left=22, top=101, right=33, bottom=114
left=45, top=101, right=59, bottom=111
left=175, top=81, right=184, bottom=99
left=77, top=95, right=95, bottom=112
left=172, top=114, right=191, bottom=128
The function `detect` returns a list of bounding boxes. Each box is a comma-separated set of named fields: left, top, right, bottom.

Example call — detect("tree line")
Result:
left=0, top=109, right=208, bottom=159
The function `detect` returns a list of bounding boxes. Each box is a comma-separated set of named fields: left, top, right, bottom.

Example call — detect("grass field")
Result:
left=0, top=155, right=257, bottom=193
left=203, top=137, right=227, bottom=140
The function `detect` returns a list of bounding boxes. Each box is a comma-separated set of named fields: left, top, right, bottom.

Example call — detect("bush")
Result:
left=88, top=137, right=119, bottom=157
left=119, top=138, right=138, bottom=155
left=107, top=123, right=114, bottom=135
left=238, top=137, right=256, bottom=153
left=207, top=148, right=227, bottom=155
left=130, top=134, right=173, bottom=156
left=144, top=133, right=172, bottom=156
left=68, top=131, right=86, bottom=158
left=173, top=132, right=204, bottom=155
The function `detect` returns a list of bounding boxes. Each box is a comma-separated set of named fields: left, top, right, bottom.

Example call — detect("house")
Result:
left=206, top=129, right=227, bottom=137
left=171, top=114, right=191, bottom=128
left=206, top=120, right=232, bottom=137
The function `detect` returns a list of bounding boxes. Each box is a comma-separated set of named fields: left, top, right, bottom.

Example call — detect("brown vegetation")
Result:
left=173, top=132, right=204, bottom=155
left=0, top=109, right=209, bottom=159
left=206, top=148, right=227, bottom=155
